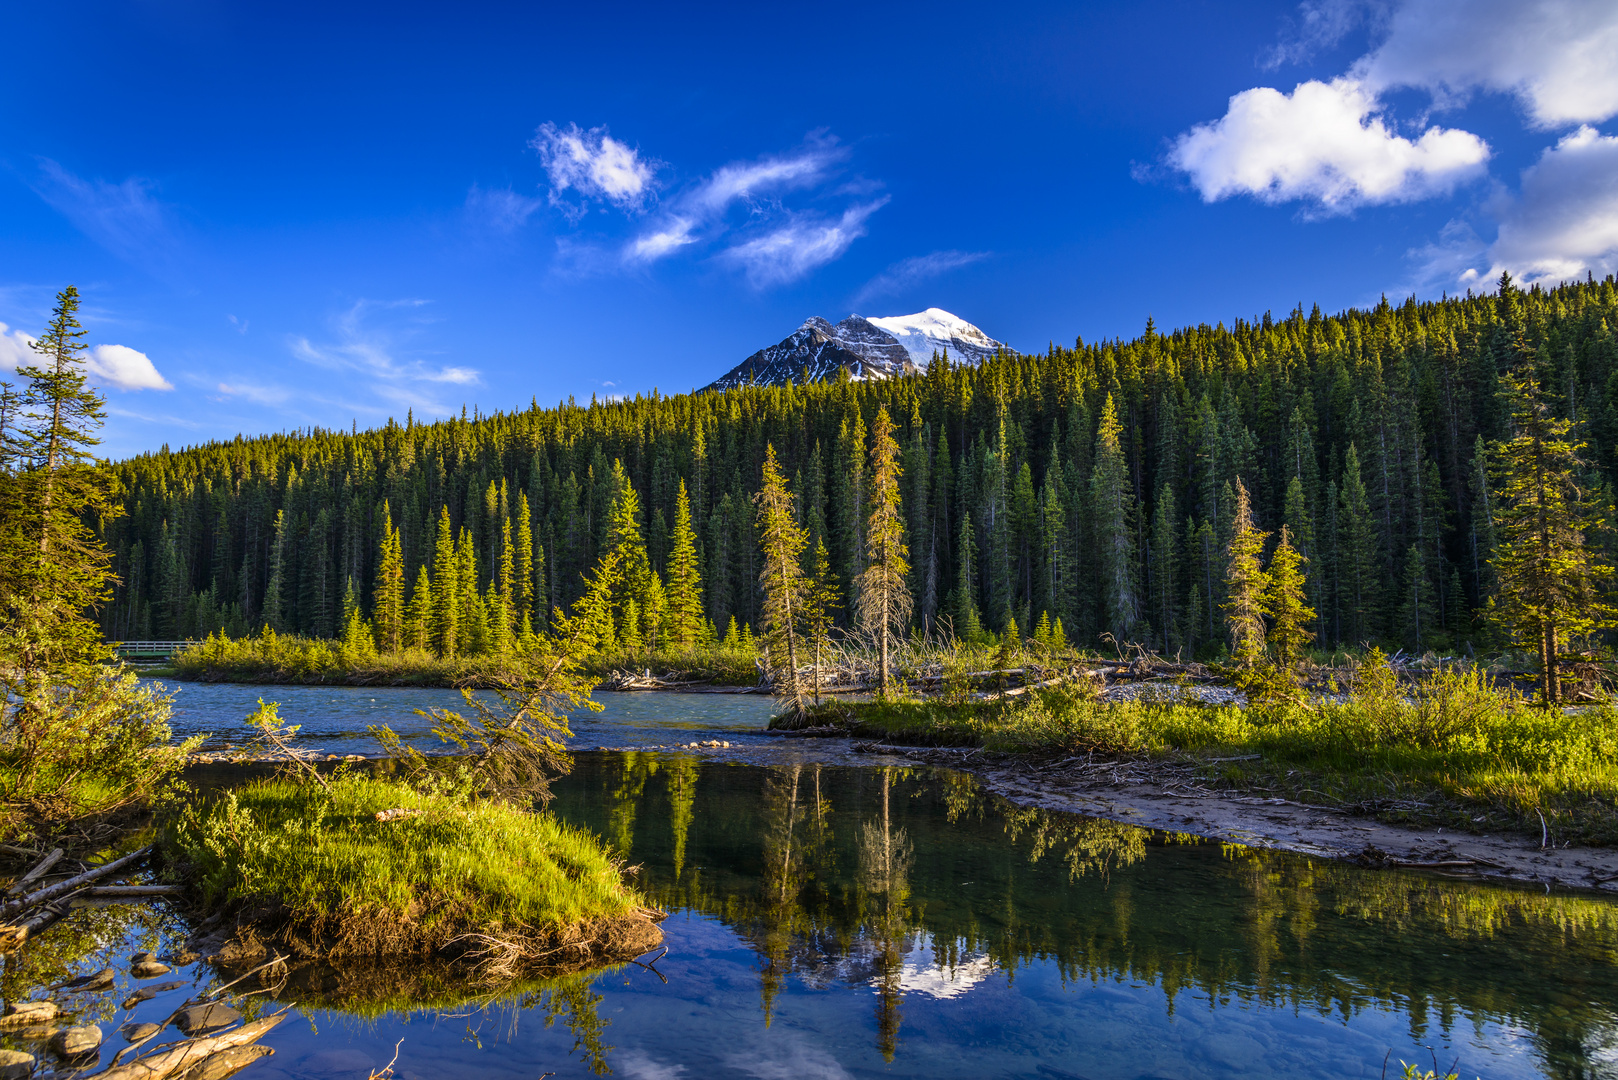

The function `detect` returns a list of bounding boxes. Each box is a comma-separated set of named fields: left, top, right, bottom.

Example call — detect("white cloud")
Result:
left=625, top=141, right=848, bottom=266
left=0, top=325, right=171, bottom=391
left=1168, top=77, right=1489, bottom=212
left=87, top=344, right=172, bottom=391
left=33, top=160, right=180, bottom=274
left=627, top=216, right=699, bottom=262
left=0, top=323, right=35, bottom=375
left=531, top=122, right=656, bottom=218
left=853, top=250, right=990, bottom=306
left=1488, top=126, right=1618, bottom=283
left=1356, top=0, right=1618, bottom=128
left=720, top=199, right=888, bottom=287
left=215, top=381, right=291, bottom=406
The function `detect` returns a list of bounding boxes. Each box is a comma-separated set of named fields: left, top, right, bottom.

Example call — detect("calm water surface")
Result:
left=16, top=684, right=1616, bottom=1079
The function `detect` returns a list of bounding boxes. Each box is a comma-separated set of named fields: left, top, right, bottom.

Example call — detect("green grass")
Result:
left=166, top=773, right=642, bottom=942
left=171, top=629, right=761, bottom=686
left=794, top=678, right=1618, bottom=845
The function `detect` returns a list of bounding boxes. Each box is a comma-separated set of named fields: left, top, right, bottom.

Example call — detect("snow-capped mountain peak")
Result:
left=703, top=308, right=1005, bottom=392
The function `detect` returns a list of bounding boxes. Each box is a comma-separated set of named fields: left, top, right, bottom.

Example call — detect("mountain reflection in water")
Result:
left=547, top=753, right=1618, bottom=1079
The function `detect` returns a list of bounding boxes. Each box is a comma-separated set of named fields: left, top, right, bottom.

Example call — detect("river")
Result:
left=3, top=682, right=1614, bottom=1078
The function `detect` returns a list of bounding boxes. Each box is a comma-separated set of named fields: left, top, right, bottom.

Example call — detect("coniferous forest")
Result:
left=100, top=274, right=1618, bottom=661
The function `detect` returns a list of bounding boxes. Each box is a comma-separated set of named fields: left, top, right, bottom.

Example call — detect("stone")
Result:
left=132, top=960, right=172, bottom=978
left=120, top=1021, right=162, bottom=1042
left=123, top=980, right=186, bottom=1009
left=50, top=1024, right=102, bottom=1059
left=0, top=1049, right=34, bottom=1080
left=0, top=999, right=57, bottom=1023
left=176, top=1044, right=274, bottom=1080
left=61, top=966, right=116, bottom=992
left=129, top=951, right=155, bottom=964
left=174, top=1002, right=241, bottom=1037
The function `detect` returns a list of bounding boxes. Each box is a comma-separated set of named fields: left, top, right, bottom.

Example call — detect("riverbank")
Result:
left=774, top=678, right=1618, bottom=890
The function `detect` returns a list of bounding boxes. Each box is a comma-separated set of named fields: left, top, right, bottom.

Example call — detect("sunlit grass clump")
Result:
left=167, top=772, right=642, bottom=950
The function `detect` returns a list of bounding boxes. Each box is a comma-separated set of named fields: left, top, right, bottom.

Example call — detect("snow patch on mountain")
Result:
left=865, top=308, right=1004, bottom=371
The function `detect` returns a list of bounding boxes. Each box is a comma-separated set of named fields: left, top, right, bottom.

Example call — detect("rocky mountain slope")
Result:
left=703, top=308, right=1004, bottom=392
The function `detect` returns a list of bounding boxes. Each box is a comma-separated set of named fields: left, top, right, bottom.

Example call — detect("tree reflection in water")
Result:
left=551, top=754, right=1618, bottom=1077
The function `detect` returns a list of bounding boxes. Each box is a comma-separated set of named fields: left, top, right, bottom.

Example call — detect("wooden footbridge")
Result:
left=109, top=641, right=195, bottom=663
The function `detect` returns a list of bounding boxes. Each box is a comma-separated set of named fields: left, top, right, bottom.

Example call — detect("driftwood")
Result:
left=4, top=848, right=64, bottom=896
left=0, top=845, right=151, bottom=921
left=90, top=1013, right=285, bottom=1080
left=81, top=885, right=186, bottom=899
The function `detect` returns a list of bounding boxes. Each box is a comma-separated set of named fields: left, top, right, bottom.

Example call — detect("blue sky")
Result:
left=3, top=0, right=1617, bottom=458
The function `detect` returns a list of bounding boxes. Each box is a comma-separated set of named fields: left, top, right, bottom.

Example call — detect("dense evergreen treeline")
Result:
left=101, top=274, right=1618, bottom=659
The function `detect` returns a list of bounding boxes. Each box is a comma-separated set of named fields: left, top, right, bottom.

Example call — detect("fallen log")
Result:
left=4, top=848, right=64, bottom=896
left=91, top=1014, right=285, bottom=1080
left=81, top=886, right=185, bottom=899
left=0, top=845, right=151, bottom=921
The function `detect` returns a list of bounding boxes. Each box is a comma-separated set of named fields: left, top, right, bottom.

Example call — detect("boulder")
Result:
left=50, top=1024, right=102, bottom=1059
left=132, top=960, right=173, bottom=978
left=0, top=999, right=57, bottom=1024
left=120, top=1021, right=162, bottom=1042
left=0, top=1048, right=34, bottom=1079
left=174, top=1002, right=241, bottom=1037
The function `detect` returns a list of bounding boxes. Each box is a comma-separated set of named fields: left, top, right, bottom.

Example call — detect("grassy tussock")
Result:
left=171, top=629, right=761, bottom=686
left=167, top=773, right=642, bottom=949
left=806, top=678, right=1618, bottom=844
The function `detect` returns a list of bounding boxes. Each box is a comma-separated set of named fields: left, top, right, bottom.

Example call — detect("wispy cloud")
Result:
left=32, top=160, right=183, bottom=276
left=465, top=184, right=544, bottom=233
left=853, top=249, right=990, bottom=307
left=214, top=381, right=292, bottom=406
left=531, top=122, right=657, bottom=220
left=626, top=139, right=848, bottom=267
left=289, top=299, right=479, bottom=415
left=720, top=199, right=889, bottom=288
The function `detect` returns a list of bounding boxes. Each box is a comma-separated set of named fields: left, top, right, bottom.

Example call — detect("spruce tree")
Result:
left=1338, top=445, right=1380, bottom=647
left=857, top=406, right=912, bottom=698
left=0, top=285, right=117, bottom=679
left=262, top=509, right=288, bottom=633
left=372, top=503, right=405, bottom=652
left=755, top=445, right=807, bottom=704
left=1489, top=369, right=1618, bottom=703
left=1222, top=479, right=1268, bottom=668
left=456, top=527, right=487, bottom=654
left=514, top=491, right=535, bottom=631
left=1091, top=394, right=1139, bottom=642
left=665, top=479, right=705, bottom=648
left=405, top=565, right=432, bottom=650
left=1265, top=525, right=1315, bottom=668
left=1150, top=483, right=1178, bottom=655
left=430, top=506, right=458, bottom=656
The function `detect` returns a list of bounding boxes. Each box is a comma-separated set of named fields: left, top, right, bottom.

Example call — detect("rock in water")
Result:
left=176, top=1044, right=274, bottom=1080
left=123, top=980, right=186, bottom=1008
left=60, top=966, right=116, bottom=992
left=50, top=1024, right=102, bottom=1059
left=0, top=1000, right=57, bottom=1023
left=132, top=960, right=172, bottom=978
left=174, top=1002, right=241, bottom=1036
left=119, top=1021, right=162, bottom=1042
left=130, top=951, right=155, bottom=963
left=0, top=1049, right=34, bottom=1079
